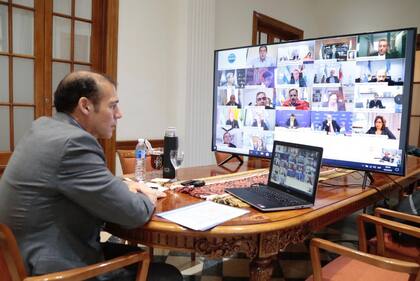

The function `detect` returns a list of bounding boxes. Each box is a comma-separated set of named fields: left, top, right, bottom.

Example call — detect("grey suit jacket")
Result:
left=0, top=112, right=154, bottom=276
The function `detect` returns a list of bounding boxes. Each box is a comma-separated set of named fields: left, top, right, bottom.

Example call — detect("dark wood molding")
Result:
left=252, top=11, right=303, bottom=45
left=116, top=139, right=164, bottom=151
left=97, top=0, right=119, bottom=174
left=416, top=34, right=420, bottom=50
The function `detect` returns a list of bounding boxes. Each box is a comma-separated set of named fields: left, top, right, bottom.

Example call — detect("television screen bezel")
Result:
left=211, top=27, right=417, bottom=176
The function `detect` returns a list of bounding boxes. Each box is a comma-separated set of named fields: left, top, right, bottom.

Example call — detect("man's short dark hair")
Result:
left=54, top=71, right=115, bottom=113
left=259, top=45, right=267, bottom=52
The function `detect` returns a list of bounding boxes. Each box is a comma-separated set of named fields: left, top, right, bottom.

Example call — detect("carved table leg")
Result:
left=249, top=256, right=274, bottom=281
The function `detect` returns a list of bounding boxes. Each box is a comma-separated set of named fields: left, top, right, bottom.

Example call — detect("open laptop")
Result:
left=226, top=141, right=323, bottom=211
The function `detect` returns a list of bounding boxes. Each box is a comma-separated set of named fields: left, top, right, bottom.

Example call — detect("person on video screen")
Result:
left=223, top=131, right=236, bottom=148
left=326, top=69, right=339, bottom=83
left=252, top=110, right=269, bottom=130
left=255, top=91, right=273, bottom=109
left=286, top=113, right=299, bottom=129
left=370, top=38, right=400, bottom=58
left=322, top=114, right=341, bottom=134
left=249, top=45, right=276, bottom=68
left=226, top=94, right=240, bottom=107
left=252, top=136, right=268, bottom=152
left=366, top=115, right=396, bottom=139
left=222, top=72, right=237, bottom=87
left=289, top=68, right=307, bottom=87
left=369, top=93, right=385, bottom=109
left=225, top=109, right=239, bottom=129
left=369, top=69, right=397, bottom=86
left=282, top=88, right=309, bottom=110
left=327, top=92, right=346, bottom=111
left=261, top=70, right=275, bottom=88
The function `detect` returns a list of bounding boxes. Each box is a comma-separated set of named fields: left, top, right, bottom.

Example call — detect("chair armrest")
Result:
left=309, top=238, right=419, bottom=281
left=375, top=207, right=420, bottom=224
left=358, top=214, right=420, bottom=255
left=24, top=251, right=150, bottom=281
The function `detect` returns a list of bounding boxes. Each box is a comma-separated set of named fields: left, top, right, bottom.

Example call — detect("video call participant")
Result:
left=289, top=68, right=307, bottom=87
left=322, top=114, right=341, bottom=134
left=222, top=72, right=236, bottom=87
left=369, top=69, right=397, bottom=85
left=370, top=38, right=400, bottom=59
left=226, top=109, right=239, bottom=128
left=366, top=115, right=396, bottom=139
left=326, top=69, right=339, bottom=83
left=0, top=71, right=182, bottom=281
left=369, top=93, right=385, bottom=109
left=286, top=113, right=299, bottom=128
left=371, top=39, right=389, bottom=56
left=252, top=136, right=268, bottom=152
left=255, top=91, right=274, bottom=109
left=223, top=131, right=236, bottom=148
left=249, top=45, right=276, bottom=68
left=252, top=110, right=269, bottom=130
left=282, top=88, right=310, bottom=110
left=261, top=70, right=274, bottom=88
left=226, top=94, right=240, bottom=107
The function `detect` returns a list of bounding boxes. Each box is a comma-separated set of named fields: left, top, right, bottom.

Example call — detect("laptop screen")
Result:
left=269, top=141, right=323, bottom=197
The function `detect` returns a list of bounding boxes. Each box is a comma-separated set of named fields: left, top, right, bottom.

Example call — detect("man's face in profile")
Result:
left=289, top=90, right=298, bottom=104
left=378, top=40, right=388, bottom=55
left=256, top=92, right=267, bottom=106
left=259, top=47, right=267, bottom=61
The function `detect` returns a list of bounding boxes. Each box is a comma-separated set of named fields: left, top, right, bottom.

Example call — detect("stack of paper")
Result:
left=157, top=201, right=249, bottom=231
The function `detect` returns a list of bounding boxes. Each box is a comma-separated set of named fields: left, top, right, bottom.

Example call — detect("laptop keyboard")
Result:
left=233, top=186, right=305, bottom=206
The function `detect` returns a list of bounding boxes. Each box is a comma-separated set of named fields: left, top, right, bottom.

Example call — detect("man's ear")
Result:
left=78, top=97, right=92, bottom=115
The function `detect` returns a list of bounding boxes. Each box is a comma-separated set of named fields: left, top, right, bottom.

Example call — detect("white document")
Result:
left=156, top=201, right=249, bottom=231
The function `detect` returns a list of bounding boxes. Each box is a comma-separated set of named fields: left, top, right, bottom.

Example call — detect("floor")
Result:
left=103, top=211, right=360, bottom=281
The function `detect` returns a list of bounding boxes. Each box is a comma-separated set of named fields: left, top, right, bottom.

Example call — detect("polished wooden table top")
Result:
left=139, top=156, right=420, bottom=235
left=109, top=156, right=420, bottom=281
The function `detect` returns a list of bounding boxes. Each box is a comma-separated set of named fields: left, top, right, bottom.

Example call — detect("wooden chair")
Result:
left=0, top=223, right=150, bottom=281
left=306, top=213, right=420, bottom=281
left=360, top=207, right=420, bottom=263
left=117, top=149, right=154, bottom=174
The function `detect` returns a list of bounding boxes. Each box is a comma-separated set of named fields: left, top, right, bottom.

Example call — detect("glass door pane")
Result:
left=74, top=21, right=91, bottom=62
left=75, top=0, right=92, bottom=20
left=13, top=106, right=33, bottom=146
left=53, top=16, right=71, bottom=60
left=0, top=106, right=10, bottom=150
left=0, top=56, right=9, bottom=102
left=13, top=57, right=34, bottom=103
left=12, top=0, right=34, bottom=8
left=53, top=0, right=71, bottom=15
left=12, top=7, right=34, bottom=55
left=0, top=5, right=8, bottom=52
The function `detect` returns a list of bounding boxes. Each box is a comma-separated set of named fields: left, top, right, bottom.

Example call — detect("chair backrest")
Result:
left=117, top=149, right=161, bottom=174
left=0, top=224, right=27, bottom=281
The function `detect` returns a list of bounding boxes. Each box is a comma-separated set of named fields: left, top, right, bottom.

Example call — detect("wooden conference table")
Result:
left=108, top=156, right=420, bottom=281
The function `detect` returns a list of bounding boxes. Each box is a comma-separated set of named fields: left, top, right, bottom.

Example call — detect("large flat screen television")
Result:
left=212, top=28, right=417, bottom=176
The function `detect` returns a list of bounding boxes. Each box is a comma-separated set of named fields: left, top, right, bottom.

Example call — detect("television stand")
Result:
left=362, top=171, right=374, bottom=190
left=217, top=153, right=244, bottom=167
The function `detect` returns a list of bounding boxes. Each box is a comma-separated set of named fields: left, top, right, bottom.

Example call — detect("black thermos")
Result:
left=163, top=127, right=178, bottom=179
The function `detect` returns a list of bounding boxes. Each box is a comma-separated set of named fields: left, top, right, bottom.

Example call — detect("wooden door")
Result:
left=0, top=0, right=118, bottom=174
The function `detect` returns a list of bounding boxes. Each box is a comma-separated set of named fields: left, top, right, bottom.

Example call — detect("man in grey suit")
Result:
left=0, top=71, right=182, bottom=281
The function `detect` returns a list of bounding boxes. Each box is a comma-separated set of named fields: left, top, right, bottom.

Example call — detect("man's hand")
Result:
left=125, top=181, right=166, bottom=205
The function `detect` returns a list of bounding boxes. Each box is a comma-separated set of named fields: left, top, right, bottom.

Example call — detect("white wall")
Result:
left=117, top=0, right=420, bottom=173
left=215, top=0, right=420, bottom=49
left=117, top=0, right=187, bottom=140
